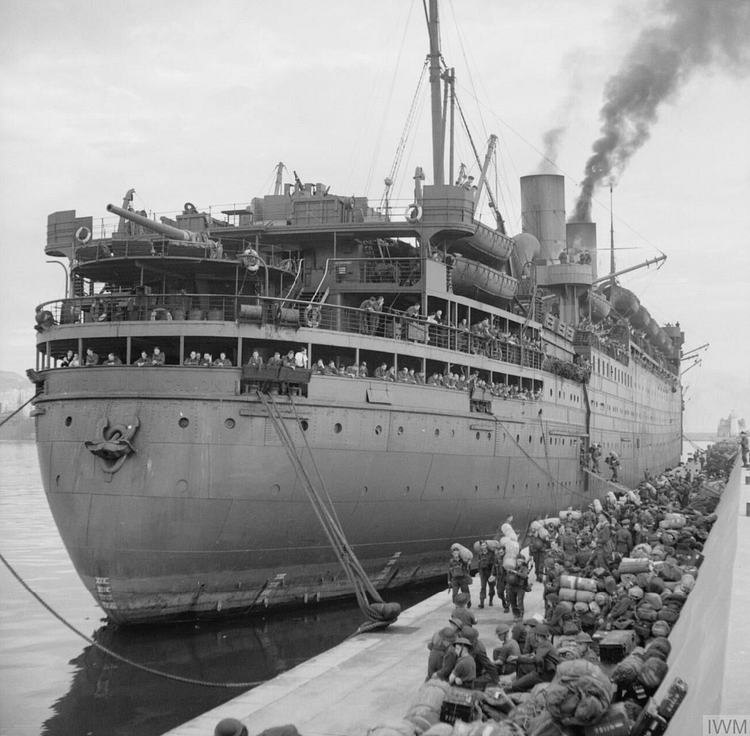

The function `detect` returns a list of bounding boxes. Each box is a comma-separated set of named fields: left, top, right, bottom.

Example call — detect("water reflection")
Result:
left=41, top=588, right=441, bottom=736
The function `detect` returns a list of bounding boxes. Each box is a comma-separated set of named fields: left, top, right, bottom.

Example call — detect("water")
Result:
left=0, top=442, right=442, bottom=736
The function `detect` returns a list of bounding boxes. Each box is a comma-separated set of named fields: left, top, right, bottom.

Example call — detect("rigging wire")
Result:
left=363, top=0, right=420, bottom=196
left=380, top=60, right=430, bottom=211
left=491, top=414, right=605, bottom=506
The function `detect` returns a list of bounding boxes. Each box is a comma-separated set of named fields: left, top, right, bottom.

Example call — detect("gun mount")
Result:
left=106, top=203, right=211, bottom=243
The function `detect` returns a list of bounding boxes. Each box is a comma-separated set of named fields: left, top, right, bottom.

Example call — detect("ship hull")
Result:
left=34, top=364, right=680, bottom=623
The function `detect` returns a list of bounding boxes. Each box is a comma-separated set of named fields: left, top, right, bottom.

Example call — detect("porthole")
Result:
left=440, top=485, right=445, bottom=493
left=55, top=475, right=61, bottom=487
left=451, top=429, right=455, bottom=437
left=64, top=416, right=72, bottom=427
left=375, top=425, right=382, bottom=435
left=435, top=429, right=440, bottom=436
left=476, top=432, right=481, bottom=440
left=529, top=435, right=532, bottom=443
left=300, top=420, right=309, bottom=431
left=334, top=423, right=342, bottom=433
left=225, top=418, right=235, bottom=429
left=487, top=433, right=491, bottom=440
left=179, top=417, right=189, bottom=428
left=398, top=426, right=404, bottom=435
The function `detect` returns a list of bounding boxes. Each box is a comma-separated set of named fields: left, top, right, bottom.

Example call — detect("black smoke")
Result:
left=571, top=0, right=750, bottom=222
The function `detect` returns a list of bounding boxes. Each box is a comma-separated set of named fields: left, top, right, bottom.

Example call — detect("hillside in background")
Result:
left=0, top=370, right=31, bottom=391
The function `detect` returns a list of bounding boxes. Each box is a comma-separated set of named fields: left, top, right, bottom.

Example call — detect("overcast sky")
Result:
left=1, top=0, right=748, bottom=432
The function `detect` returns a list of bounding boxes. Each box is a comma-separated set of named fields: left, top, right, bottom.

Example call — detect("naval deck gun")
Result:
left=106, top=203, right=217, bottom=244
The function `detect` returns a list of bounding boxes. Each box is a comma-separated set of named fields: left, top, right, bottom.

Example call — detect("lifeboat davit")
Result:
left=449, top=254, right=518, bottom=304
left=450, top=222, right=514, bottom=266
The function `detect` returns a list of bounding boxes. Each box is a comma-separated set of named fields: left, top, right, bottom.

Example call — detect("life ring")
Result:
left=75, top=226, right=92, bottom=244
left=240, top=248, right=260, bottom=273
left=405, top=204, right=422, bottom=225
left=150, top=308, right=172, bottom=321
left=304, top=305, right=322, bottom=328
left=183, top=202, right=197, bottom=214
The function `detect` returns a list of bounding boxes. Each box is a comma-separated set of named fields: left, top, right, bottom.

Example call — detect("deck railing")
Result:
left=36, top=293, right=545, bottom=371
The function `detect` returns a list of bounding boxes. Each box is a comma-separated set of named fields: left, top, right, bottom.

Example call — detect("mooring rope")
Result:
left=259, top=392, right=400, bottom=628
left=0, top=551, right=266, bottom=689
left=0, top=396, right=35, bottom=429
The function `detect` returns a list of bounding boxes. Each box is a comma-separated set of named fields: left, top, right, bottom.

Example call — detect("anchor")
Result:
left=84, top=417, right=139, bottom=474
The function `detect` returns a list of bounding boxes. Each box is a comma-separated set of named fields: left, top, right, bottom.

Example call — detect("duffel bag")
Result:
left=651, top=621, right=671, bottom=638
left=618, top=558, right=651, bottom=574
left=559, top=587, right=577, bottom=603
left=642, top=592, right=663, bottom=610
left=450, top=543, right=473, bottom=564
left=657, top=608, right=680, bottom=624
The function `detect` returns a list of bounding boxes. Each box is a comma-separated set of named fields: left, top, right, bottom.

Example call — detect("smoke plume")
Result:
left=537, top=126, right=566, bottom=174
left=571, top=0, right=750, bottom=222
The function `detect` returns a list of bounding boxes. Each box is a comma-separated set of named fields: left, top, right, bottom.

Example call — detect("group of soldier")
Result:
left=429, top=458, right=717, bottom=709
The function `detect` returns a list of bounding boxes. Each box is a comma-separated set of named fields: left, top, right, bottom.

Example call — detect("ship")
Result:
left=29, top=1, right=683, bottom=624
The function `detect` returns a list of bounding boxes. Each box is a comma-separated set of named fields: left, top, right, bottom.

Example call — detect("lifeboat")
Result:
left=579, top=290, right=611, bottom=323
left=610, top=284, right=641, bottom=321
left=450, top=222, right=514, bottom=266
left=631, top=306, right=651, bottom=332
left=449, top=254, right=518, bottom=304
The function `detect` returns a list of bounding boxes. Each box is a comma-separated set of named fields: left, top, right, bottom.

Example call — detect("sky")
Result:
left=0, top=0, right=748, bottom=432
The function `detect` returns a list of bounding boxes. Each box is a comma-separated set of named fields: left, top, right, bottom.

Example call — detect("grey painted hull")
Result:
left=33, top=363, right=680, bottom=624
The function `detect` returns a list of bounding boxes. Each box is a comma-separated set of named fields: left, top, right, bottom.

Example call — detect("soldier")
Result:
left=492, top=623, right=521, bottom=676
left=447, top=548, right=472, bottom=605
left=506, top=556, right=530, bottom=621
left=476, top=541, right=497, bottom=609
left=606, top=451, right=621, bottom=482
left=448, top=638, right=476, bottom=689
left=508, top=625, right=559, bottom=692
left=530, top=527, right=548, bottom=583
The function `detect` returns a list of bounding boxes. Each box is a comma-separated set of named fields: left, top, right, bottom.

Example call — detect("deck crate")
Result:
left=439, top=687, right=477, bottom=724
left=599, top=630, right=636, bottom=663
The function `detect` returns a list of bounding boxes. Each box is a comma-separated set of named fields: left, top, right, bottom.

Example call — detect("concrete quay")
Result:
left=164, top=462, right=750, bottom=736
left=163, top=577, right=546, bottom=735
left=656, top=460, right=750, bottom=734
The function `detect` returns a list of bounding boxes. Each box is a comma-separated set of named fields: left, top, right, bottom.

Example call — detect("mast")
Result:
left=448, top=68, right=455, bottom=185
left=428, top=0, right=444, bottom=185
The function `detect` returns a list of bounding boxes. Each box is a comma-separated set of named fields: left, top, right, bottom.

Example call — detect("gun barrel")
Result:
left=106, top=203, right=194, bottom=241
